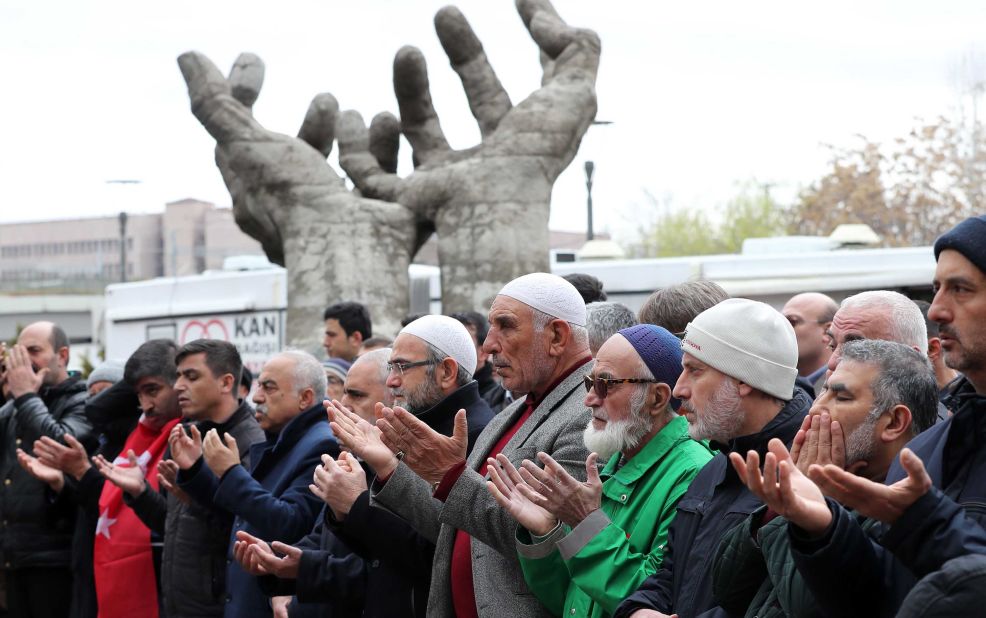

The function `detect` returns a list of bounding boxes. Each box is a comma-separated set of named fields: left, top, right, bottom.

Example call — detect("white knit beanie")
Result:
left=681, top=298, right=798, bottom=400
left=498, top=272, right=587, bottom=327
left=401, top=315, right=478, bottom=376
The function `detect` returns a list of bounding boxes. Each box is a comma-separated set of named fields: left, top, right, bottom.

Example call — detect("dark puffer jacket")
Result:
left=126, top=402, right=265, bottom=618
left=614, top=388, right=812, bottom=618
left=712, top=505, right=882, bottom=618
left=0, top=377, right=91, bottom=570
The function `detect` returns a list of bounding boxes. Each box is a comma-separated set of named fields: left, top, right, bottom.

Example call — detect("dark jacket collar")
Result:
left=196, top=400, right=254, bottom=434
left=417, top=381, right=483, bottom=429
left=268, top=403, right=327, bottom=452
left=712, top=387, right=813, bottom=461
left=41, top=376, right=85, bottom=404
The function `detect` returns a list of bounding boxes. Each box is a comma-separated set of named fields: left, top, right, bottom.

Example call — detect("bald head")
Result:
left=16, top=321, right=70, bottom=386
left=782, top=293, right=838, bottom=376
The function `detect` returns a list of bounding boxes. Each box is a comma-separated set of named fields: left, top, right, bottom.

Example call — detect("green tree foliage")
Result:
left=632, top=183, right=790, bottom=257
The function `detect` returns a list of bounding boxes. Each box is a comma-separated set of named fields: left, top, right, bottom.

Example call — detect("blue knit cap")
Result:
left=618, top=324, right=684, bottom=410
left=935, top=215, right=986, bottom=276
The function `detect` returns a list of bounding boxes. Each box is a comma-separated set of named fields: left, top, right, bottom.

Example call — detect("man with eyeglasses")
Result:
left=269, top=316, right=493, bottom=617
left=487, top=324, right=713, bottom=618
left=614, top=298, right=811, bottom=618
left=384, top=314, right=494, bottom=450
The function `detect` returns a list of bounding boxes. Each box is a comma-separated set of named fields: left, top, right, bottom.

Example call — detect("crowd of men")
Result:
left=0, top=214, right=983, bottom=617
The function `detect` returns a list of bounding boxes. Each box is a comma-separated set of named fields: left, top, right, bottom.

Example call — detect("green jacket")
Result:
left=516, top=415, right=714, bottom=618
left=712, top=506, right=881, bottom=618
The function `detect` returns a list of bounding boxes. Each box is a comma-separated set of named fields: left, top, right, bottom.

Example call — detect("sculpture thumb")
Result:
left=453, top=409, right=468, bottom=445
left=36, top=367, right=49, bottom=383
left=224, top=433, right=237, bottom=450
left=64, top=433, right=82, bottom=450
left=127, top=449, right=139, bottom=466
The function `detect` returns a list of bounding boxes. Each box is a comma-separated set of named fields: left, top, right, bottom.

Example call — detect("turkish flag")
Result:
left=93, top=417, right=180, bottom=618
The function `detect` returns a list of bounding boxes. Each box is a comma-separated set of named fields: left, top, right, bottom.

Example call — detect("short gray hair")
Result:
left=355, top=347, right=392, bottom=384
left=841, top=339, right=937, bottom=434
left=638, top=281, right=729, bottom=334
left=278, top=350, right=327, bottom=402
left=532, top=307, right=589, bottom=352
left=586, top=302, right=639, bottom=354
left=840, top=291, right=928, bottom=354
left=424, top=343, right=472, bottom=387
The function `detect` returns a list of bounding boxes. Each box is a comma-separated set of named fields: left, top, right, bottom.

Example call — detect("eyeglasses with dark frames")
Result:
left=387, top=360, right=436, bottom=376
left=583, top=374, right=659, bottom=399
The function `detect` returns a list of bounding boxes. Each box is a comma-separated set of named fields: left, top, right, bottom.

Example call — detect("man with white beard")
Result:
left=488, top=325, right=713, bottom=618
left=615, top=298, right=813, bottom=618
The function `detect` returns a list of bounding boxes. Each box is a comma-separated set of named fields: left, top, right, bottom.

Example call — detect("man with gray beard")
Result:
left=488, top=325, right=713, bottom=618
left=615, top=299, right=812, bottom=618
left=713, top=339, right=937, bottom=617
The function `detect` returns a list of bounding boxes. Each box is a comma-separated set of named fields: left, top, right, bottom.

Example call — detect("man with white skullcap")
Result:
left=304, top=316, right=495, bottom=616
left=615, top=298, right=813, bottom=618
left=369, top=273, right=594, bottom=618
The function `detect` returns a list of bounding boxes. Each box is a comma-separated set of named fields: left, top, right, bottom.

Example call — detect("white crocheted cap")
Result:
left=400, top=315, right=478, bottom=376
left=497, top=273, right=587, bottom=327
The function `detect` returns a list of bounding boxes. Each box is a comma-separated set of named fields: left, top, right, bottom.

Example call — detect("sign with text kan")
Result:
left=177, top=311, right=284, bottom=376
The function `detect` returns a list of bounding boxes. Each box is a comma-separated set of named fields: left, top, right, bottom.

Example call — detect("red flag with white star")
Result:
left=93, top=417, right=179, bottom=618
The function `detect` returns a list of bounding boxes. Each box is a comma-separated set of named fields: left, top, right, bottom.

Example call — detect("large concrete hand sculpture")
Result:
left=339, top=0, right=600, bottom=310
left=177, top=52, right=416, bottom=344
left=178, top=0, right=599, bottom=342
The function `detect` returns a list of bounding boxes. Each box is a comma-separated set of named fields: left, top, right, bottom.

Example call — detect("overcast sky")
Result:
left=2, top=0, right=984, bottom=242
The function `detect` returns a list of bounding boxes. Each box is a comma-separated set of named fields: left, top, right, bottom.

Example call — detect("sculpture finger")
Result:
left=516, top=0, right=600, bottom=82
left=297, top=93, right=339, bottom=158
left=393, top=46, right=451, bottom=165
left=228, top=52, right=265, bottom=110
left=336, top=110, right=401, bottom=202
left=434, top=6, right=511, bottom=137
left=368, top=112, right=400, bottom=174
left=177, top=51, right=260, bottom=143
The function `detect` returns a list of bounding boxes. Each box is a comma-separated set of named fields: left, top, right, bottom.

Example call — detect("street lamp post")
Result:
left=106, top=179, right=140, bottom=283
left=585, top=160, right=595, bottom=241
left=118, top=211, right=128, bottom=283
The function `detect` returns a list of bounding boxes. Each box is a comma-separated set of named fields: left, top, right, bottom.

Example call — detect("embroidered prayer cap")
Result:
left=497, top=272, right=587, bottom=327
left=401, top=314, right=478, bottom=376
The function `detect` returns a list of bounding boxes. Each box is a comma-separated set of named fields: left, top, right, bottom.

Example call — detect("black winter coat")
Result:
left=65, top=381, right=142, bottom=618
left=615, top=388, right=812, bottom=618
left=126, top=402, right=265, bottom=618
left=0, top=377, right=92, bottom=570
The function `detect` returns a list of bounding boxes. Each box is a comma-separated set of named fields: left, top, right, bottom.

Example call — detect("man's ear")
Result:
left=298, top=387, right=315, bottom=410
left=57, top=346, right=69, bottom=369
left=220, top=373, right=236, bottom=395
left=736, top=381, right=754, bottom=398
left=650, top=383, right=672, bottom=415
left=927, top=337, right=942, bottom=363
left=350, top=331, right=364, bottom=348
left=438, top=358, right=458, bottom=389
left=880, top=404, right=913, bottom=443
left=546, top=319, right=572, bottom=358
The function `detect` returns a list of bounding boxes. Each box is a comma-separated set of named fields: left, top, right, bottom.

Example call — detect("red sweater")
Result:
left=435, top=358, right=590, bottom=618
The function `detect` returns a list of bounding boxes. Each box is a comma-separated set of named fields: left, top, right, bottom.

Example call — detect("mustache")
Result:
left=255, top=404, right=269, bottom=417
left=939, top=325, right=958, bottom=338
left=679, top=400, right=696, bottom=414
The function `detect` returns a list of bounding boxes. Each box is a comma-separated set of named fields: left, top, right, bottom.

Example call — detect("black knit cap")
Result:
left=934, top=215, right=986, bottom=275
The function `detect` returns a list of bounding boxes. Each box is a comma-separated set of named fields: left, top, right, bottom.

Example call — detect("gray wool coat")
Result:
left=371, top=360, right=593, bottom=618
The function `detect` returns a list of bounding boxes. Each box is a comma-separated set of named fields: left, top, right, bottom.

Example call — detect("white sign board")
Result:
left=174, top=311, right=284, bottom=377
